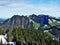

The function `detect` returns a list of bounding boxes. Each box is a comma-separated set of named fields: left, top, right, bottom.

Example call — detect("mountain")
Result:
left=0, top=14, right=60, bottom=39
left=0, top=18, right=6, bottom=23
left=0, top=15, right=33, bottom=29
left=29, top=14, right=49, bottom=26
left=0, top=14, right=49, bottom=29
left=0, top=14, right=60, bottom=30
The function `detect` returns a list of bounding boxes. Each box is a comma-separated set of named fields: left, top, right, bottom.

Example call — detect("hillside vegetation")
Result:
left=12, top=28, right=60, bottom=45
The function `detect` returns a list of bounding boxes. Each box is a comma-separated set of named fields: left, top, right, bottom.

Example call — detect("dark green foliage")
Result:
left=12, top=28, right=60, bottom=45
left=0, top=28, right=4, bottom=35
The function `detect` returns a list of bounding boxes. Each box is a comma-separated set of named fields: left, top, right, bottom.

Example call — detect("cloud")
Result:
left=8, top=3, right=60, bottom=17
left=0, top=0, right=11, bottom=6
left=0, top=0, right=60, bottom=18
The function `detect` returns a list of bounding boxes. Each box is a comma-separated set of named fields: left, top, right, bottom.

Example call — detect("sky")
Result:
left=0, top=0, right=60, bottom=18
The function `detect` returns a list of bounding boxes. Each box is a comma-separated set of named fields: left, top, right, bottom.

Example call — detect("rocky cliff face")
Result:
left=29, top=14, right=49, bottom=26
left=0, top=15, right=33, bottom=29
left=0, top=14, right=60, bottom=30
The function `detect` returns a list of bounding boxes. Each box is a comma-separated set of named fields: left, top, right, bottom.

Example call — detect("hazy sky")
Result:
left=0, top=0, right=60, bottom=18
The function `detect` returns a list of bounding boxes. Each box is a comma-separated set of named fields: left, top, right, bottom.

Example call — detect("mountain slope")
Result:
left=0, top=15, right=33, bottom=29
left=0, top=14, right=60, bottom=39
left=0, top=14, right=60, bottom=30
left=0, top=18, right=6, bottom=23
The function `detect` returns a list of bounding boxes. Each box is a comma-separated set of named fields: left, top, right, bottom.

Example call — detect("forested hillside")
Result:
left=12, top=28, right=60, bottom=45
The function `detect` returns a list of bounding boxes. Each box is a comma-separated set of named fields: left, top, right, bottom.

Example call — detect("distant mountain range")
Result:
left=0, top=18, right=6, bottom=23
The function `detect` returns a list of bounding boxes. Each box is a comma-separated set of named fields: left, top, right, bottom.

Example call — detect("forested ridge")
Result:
left=12, top=28, right=60, bottom=45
